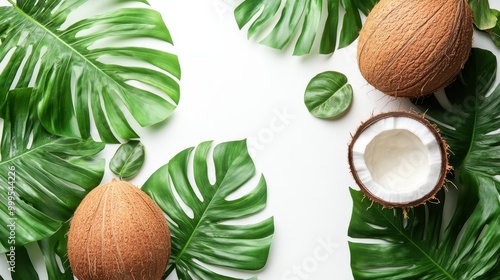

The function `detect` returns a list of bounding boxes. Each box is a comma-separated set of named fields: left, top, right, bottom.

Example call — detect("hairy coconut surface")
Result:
left=357, top=0, right=473, bottom=98
left=348, top=112, right=449, bottom=209
left=68, top=179, right=171, bottom=280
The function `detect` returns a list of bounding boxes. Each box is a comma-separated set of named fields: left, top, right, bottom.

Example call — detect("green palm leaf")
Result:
left=348, top=48, right=500, bottom=279
left=234, top=0, right=377, bottom=55
left=142, top=140, right=274, bottom=279
left=38, top=222, right=74, bottom=279
left=0, top=0, right=180, bottom=143
left=0, top=88, right=105, bottom=252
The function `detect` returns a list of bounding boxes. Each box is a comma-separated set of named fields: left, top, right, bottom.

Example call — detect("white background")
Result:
left=1, top=0, right=500, bottom=279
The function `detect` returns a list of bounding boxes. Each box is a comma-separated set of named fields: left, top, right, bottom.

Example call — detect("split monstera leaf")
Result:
left=235, top=0, right=499, bottom=55
left=0, top=0, right=274, bottom=279
left=348, top=49, right=500, bottom=279
left=0, top=0, right=180, bottom=143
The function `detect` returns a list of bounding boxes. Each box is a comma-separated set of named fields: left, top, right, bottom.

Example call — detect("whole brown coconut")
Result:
left=357, top=0, right=473, bottom=98
left=68, top=179, right=171, bottom=280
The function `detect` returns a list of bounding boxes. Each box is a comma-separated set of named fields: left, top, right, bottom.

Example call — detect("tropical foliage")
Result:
left=348, top=48, right=500, bottom=279
left=234, top=0, right=377, bottom=55
left=234, top=0, right=500, bottom=55
left=143, top=140, right=274, bottom=279
left=0, top=88, right=105, bottom=252
left=0, top=0, right=180, bottom=143
left=110, top=140, right=145, bottom=179
left=304, top=71, right=353, bottom=118
left=469, top=0, right=500, bottom=46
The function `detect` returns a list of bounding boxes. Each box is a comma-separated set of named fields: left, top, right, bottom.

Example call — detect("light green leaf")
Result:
left=466, top=0, right=499, bottom=47
left=143, top=140, right=274, bottom=279
left=110, top=140, right=145, bottom=180
left=349, top=48, right=500, bottom=279
left=488, top=9, right=500, bottom=47
left=0, top=88, right=105, bottom=252
left=235, top=0, right=377, bottom=55
left=304, top=71, right=353, bottom=118
left=468, top=0, right=498, bottom=30
left=0, top=0, right=181, bottom=143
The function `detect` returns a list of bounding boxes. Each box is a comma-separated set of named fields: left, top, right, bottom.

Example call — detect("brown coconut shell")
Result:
left=68, top=179, right=171, bottom=280
left=357, top=0, right=473, bottom=98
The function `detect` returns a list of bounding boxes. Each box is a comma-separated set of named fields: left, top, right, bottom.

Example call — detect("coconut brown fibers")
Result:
left=357, top=0, right=473, bottom=98
left=68, top=179, right=171, bottom=280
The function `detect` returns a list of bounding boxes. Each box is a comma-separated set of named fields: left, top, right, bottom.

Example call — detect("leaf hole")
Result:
left=206, top=145, right=217, bottom=186
left=50, top=0, right=64, bottom=15
left=17, top=31, right=30, bottom=45
left=168, top=173, right=194, bottom=219
left=0, top=47, right=16, bottom=78
left=187, top=146, right=204, bottom=203
left=440, top=185, right=458, bottom=242
left=190, top=258, right=254, bottom=279
left=11, top=45, right=33, bottom=89
left=74, top=24, right=114, bottom=39
left=365, top=222, right=387, bottom=230
left=224, top=173, right=261, bottom=202
left=28, top=46, right=48, bottom=88
left=485, top=127, right=500, bottom=136
left=125, top=80, right=178, bottom=106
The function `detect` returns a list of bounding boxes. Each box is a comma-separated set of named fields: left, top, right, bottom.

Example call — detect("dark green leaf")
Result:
left=7, top=223, right=74, bottom=279
left=319, top=0, right=339, bottom=54
left=110, top=140, right=145, bottom=180
left=38, top=222, right=74, bottom=279
left=348, top=181, right=499, bottom=279
left=304, top=71, right=353, bottom=118
left=352, top=0, right=377, bottom=15
left=349, top=48, right=500, bottom=279
left=143, top=140, right=274, bottom=279
left=0, top=0, right=181, bottom=143
left=10, top=246, right=39, bottom=280
left=338, top=0, right=363, bottom=48
left=0, top=88, right=105, bottom=252
left=235, top=0, right=378, bottom=55
left=412, top=48, right=497, bottom=172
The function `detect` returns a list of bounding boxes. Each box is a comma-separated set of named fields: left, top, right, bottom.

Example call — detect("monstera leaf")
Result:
left=143, top=140, right=274, bottom=279
left=348, top=49, right=500, bottom=278
left=0, top=0, right=180, bottom=143
left=0, top=88, right=105, bottom=253
left=37, top=222, right=74, bottom=279
left=234, top=0, right=377, bottom=55
left=235, top=0, right=500, bottom=55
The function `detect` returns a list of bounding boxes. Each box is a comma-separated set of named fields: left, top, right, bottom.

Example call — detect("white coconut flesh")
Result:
left=350, top=115, right=445, bottom=205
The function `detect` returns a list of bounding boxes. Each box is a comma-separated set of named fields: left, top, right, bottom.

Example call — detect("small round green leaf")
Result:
left=110, top=140, right=145, bottom=180
left=304, top=71, right=353, bottom=119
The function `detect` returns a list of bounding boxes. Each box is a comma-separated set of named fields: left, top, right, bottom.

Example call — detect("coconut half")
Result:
left=348, top=112, right=449, bottom=209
